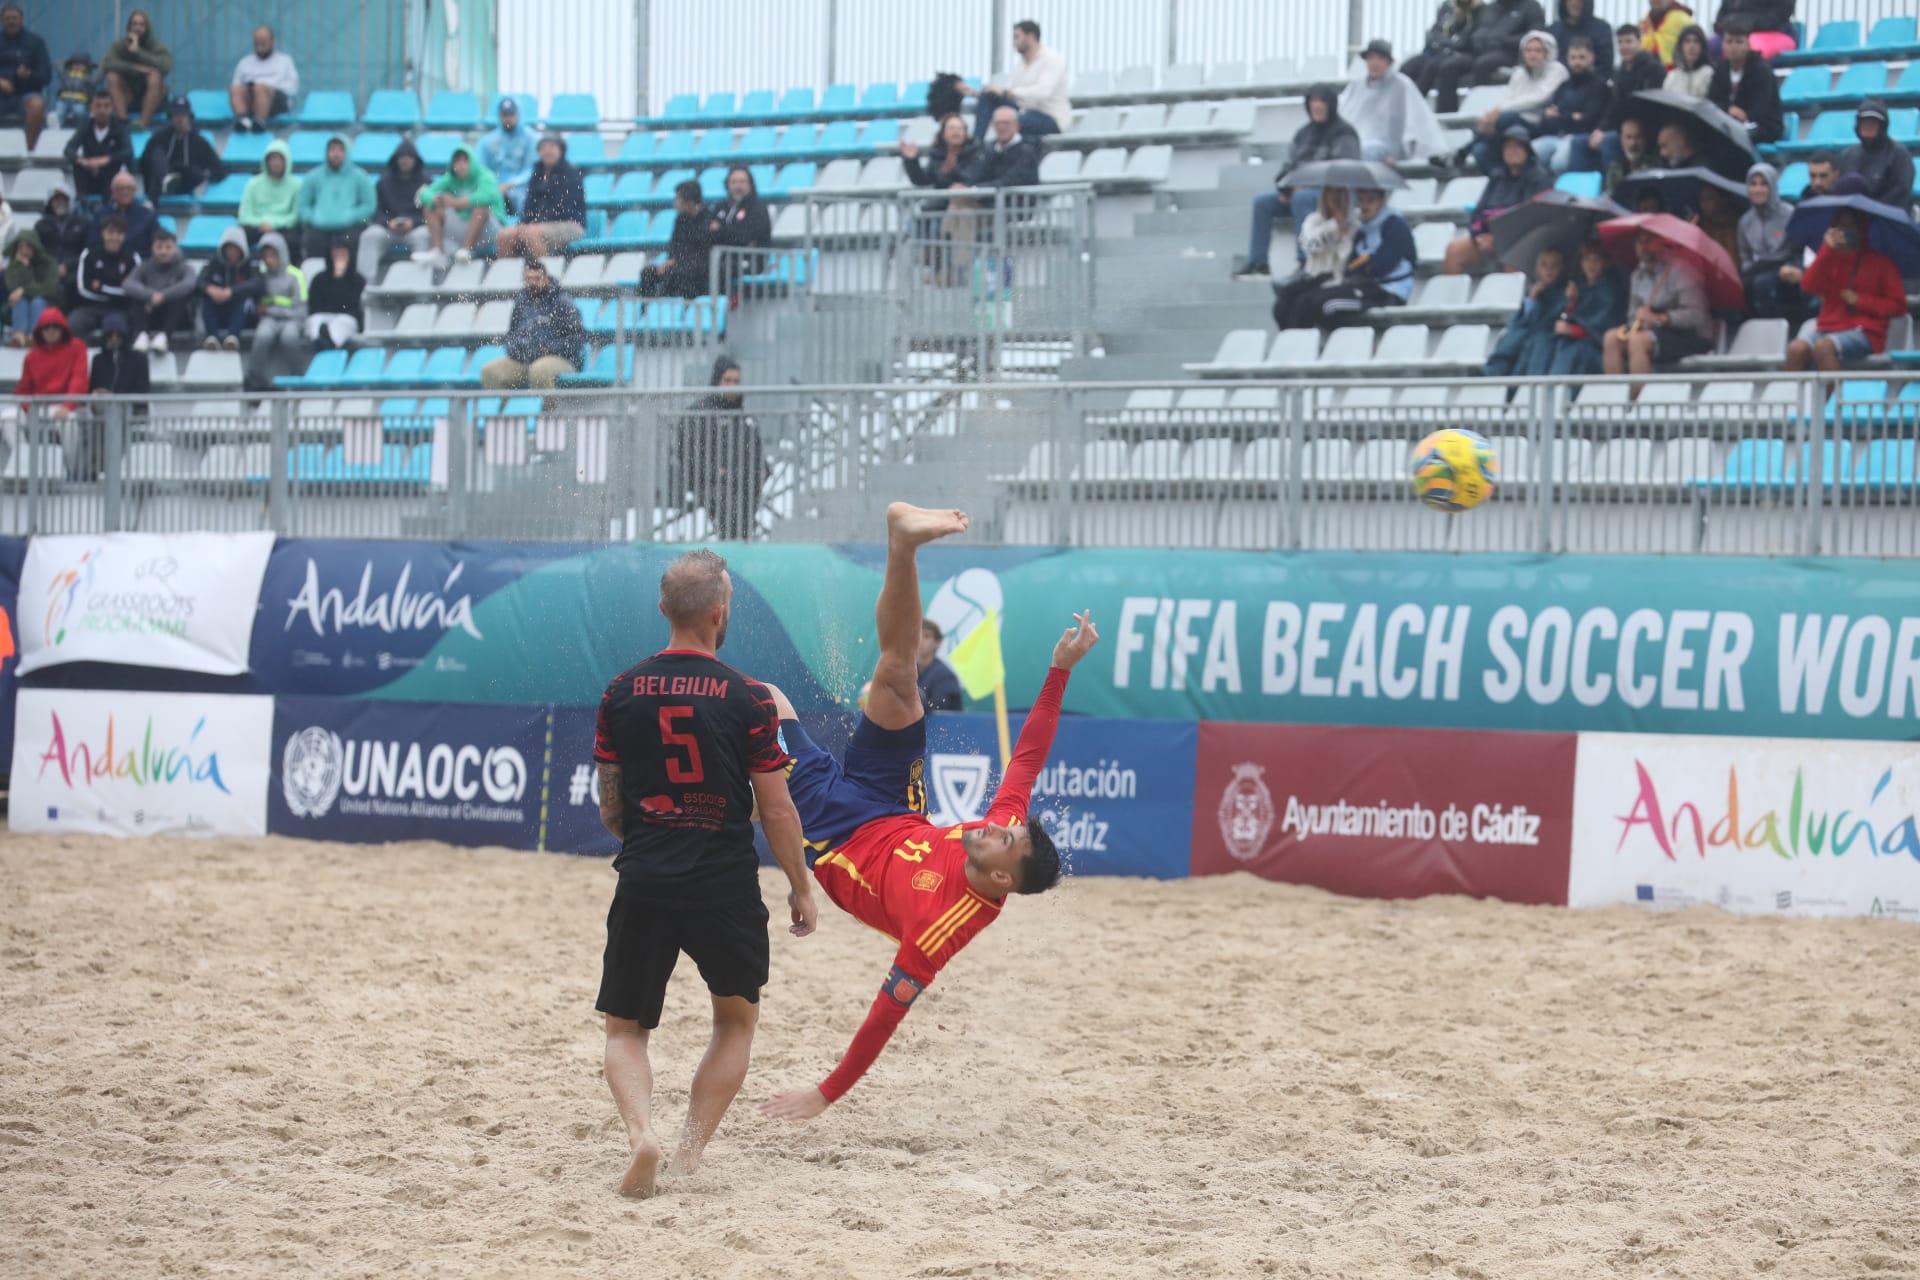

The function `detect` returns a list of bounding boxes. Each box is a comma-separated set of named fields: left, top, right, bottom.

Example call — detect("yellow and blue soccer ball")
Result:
left=1410, top=429, right=1499, bottom=512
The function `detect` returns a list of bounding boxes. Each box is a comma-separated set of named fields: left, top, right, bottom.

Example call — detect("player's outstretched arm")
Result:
left=989, top=611, right=1101, bottom=817
left=751, top=769, right=817, bottom=937
left=759, top=963, right=928, bottom=1120
left=1050, top=609, right=1099, bottom=672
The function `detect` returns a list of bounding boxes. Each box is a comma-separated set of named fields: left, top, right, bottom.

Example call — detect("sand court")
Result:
left=3, top=831, right=1917, bottom=1278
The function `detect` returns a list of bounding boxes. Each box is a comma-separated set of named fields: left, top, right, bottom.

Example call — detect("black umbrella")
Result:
left=1628, top=90, right=1756, bottom=179
left=1489, top=189, right=1627, bottom=272
left=1283, top=159, right=1407, bottom=191
left=1610, top=166, right=1749, bottom=220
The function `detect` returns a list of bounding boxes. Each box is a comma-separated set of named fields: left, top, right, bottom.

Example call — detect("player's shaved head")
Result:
left=659, top=549, right=732, bottom=640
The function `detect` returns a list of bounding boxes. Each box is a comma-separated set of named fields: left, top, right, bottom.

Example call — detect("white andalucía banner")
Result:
left=9, top=689, right=274, bottom=837
left=16, top=533, right=275, bottom=676
left=1569, top=732, right=1920, bottom=922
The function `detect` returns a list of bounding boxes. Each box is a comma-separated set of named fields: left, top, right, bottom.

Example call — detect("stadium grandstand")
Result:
left=0, top=0, right=1914, bottom=554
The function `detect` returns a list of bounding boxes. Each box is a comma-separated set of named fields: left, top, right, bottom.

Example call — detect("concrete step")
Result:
left=1131, top=208, right=1244, bottom=238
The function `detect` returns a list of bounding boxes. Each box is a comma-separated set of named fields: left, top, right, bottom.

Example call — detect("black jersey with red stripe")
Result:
left=594, top=649, right=790, bottom=900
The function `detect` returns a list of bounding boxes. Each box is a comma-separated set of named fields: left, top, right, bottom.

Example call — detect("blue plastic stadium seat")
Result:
left=1807, top=20, right=1861, bottom=53
left=463, top=345, right=506, bottom=386
left=1779, top=66, right=1830, bottom=106
left=584, top=208, right=608, bottom=239
left=818, top=83, right=857, bottom=115
left=1828, top=62, right=1890, bottom=103
left=655, top=132, right=696, bottom=165
left=774, top=87, right=815, bottom=118
left=611, top=171, right=654, bottom=205
left=776, top=124, right=821, bottom=158
left=617, top=132, right=657, bottom=167
left=1554, top=171, right=1603, bottom=197
left=421, top=347, right=469, bottom=383
left=488, top=92, right=537, bottom=124
left=749, top=162, right=776, bottom=191
left=1859, top=439, right=1918, bottom=488
left=859, top=119, right=899, bottom=147
left=817, top=120, right=860, bottom=154
left=563, top=132, right=607, bottom=165
left=222, top=132, right=270, bottom=167
left=286, top=131, right=331, bottom=168
left=698, top=166, right=727, bottom=200
left=637, top=298, right=686, bottom=334
left=1893, top=64, right=1920, bottom=104
left=692, top=295, right=728, bottom=335
left=642, top=209, right=676, bottom=246
left=425, top=91, right=481, bottom=131
left=349, top=132, right=401, bottom=168
left=334, top=348, right=389, bottom=387
left=646, top=168, right=695, bottom=206
left=701, top=92, right=737, bottom=122
left=902, top=80, right=930, bottom=111
left=362, top=89, right=422, bottom=130
left=376, top=348, right=429, bottom=387
left=195, top=173, right=253, bottom=210
left=739, top=247, right=818, bottom=289
left=187, top=88, right=234, bottom=126
left=276, top=349, right=348, bottom=388
left=658, top=93, right=699, bottom=123
left=859, top=83, right=899, bottom=113
left=558, top=344, right=633, bottom=386
left=1775, top=161, right=1809, bottom=201
left=695, top=128, right=736, bottom=163
left=734, top=126, right=780, bottom=162
left=546, top=93, right=600, bottom=131
left=1800, top=112, right=1857, bottom=149
left=296, top=90, right=356, bottom=127
left=580, top=209, right=650, bottom=250
left=179, top=217, right=236, bottom=255
left=584, top=172, right=617, bottom=207
left=769, top=162, right=816, bottom=197
left=739, top=89, right=776, bottom=118
left=415, top=133, right=464, bottom=167
left=576, top=297, right=607, bottom=334
left=1866, top=16, right=1918, bottom=53
left=1702, top=438, right=1787, bottom=489
left=1893, top=108, right=1920, bottom=145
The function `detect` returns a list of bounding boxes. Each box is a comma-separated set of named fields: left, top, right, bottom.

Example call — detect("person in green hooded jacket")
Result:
left=101, top=8, right=171, bottom=129
left=6, top=228, right=63, bottom=346
left=414, top=144, right=505, bottom=268
left=240, top=138, right=302, bottom=254
left=297, top=134, right=376, bottom=247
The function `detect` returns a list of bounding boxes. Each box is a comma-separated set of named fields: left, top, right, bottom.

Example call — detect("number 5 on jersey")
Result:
left=659, top=706, right=705, bottom=783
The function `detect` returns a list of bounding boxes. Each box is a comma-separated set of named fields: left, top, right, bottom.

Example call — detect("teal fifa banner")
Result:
left=357, top=546, right=1920, bottom=742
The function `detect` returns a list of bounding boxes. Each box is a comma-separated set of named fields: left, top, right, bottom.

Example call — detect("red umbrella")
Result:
left=1596, top=212, right=1744, bottom=311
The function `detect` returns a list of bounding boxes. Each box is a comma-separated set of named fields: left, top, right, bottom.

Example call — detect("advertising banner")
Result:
left=543, top=703, right=619, bottom=857
left=0, top=536, right=25, bottom=769
left=1568, top=732, right=1920, bottom=921
left=269, top=697, right=548, bottom=849
left=16, top=532, right=275, bottom=677
left=9, top=688, right=274, bottom=836
left=1191, top=722, right=1577, bottom=904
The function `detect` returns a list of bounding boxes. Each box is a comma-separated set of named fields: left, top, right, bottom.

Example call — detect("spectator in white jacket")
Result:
left=968, top=20, right=1069, bottom=141
left=1662, top=24, right=1712, bottom=98
left=1466, top=29, right=1569, bottom=174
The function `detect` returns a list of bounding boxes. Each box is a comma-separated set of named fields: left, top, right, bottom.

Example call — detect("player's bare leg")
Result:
left=670, top=994, right=759, bottom=1178
left=866, top=503, right=968, bottom=732
left=605, top=1016, right=662, bottom=1197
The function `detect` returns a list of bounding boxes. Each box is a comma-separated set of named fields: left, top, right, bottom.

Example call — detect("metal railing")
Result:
left=3, top=371, right=1913, bottom=556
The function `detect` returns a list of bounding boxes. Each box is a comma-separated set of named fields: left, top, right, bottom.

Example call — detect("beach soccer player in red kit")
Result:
left=754, top=502, right=1099, bottom=1120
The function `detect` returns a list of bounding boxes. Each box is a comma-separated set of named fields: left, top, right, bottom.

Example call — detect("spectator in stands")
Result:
left=1466, top=31, right=1567, bottom=175
left=973, top=104, right=1042, bottom=188
left=1638, top=0, right=1694, bottom=68
left=671, top=356, right=766, bottom=542
left=0, top=193, right=11, bottom=252
left=1322, top=186, right=1416, bottom=324
left=1547, top=240, right=1624, bottom=376
left=1711, top=0, right=1796, bottom=60
left=359, top=139, right=429, bottom=279
left=1840, top=101, right=1916, bottom=212
left=917, top=621, right=963, bottom=711
left=121, top=224, right=193, bottom=352
left=52, top=49, right=97, bottom=129
left=1444, top=126, right=1550, bottom=274
left=638, top=179, right=714, bottom=299
left=5, top=228, right=58, bottom=345
left=239, top=231, right=306, bottom=392
left=1238, top=85, right=1357, bottom=278
left=240, top=138, right=301, bottom=250
left=480, top=258, right=585, bottom=392
left=1785, top=210, right=1907, bottom=375
left=69, top=213, right=138, bottom=340
left=1738, top=162, right=1797, bottom=320
left=902, top=115, right=981, bottom=283
left=140, top=95, right=224, bottom=198
left=229, top=25, right=298, bottom=134
left=1270, top=186, right=1353, bottom=329
left=1604, top=228, right=1712, bottom=396
left=304, top=237, right=363, bottom=350
left=196, top=224, right=254, bottom=350
left=1530, top=35, right=1610, bottom=173
left=1661, top=26, right=1711, bottom=98
left=1655, top=122, right=1698, bottom=169
left=1339, top=41, right=1447, bottom=165
left=967, top=20, right=1069, bottom=141
left=1603, top=116, right=1652, bottom=192
left=1695, top=183, right=1741, bottom=263
left=1571, top=25, right=1663, bottom=173
left=1773, top=152, right=1834, bottom=301
left=1707, top=22, right=1783, bottom=145
left=1483, top=245, right=1567, bottom=377
left=414, top=144, right=504, bottom=267
left=34, top=179, right=85, bottom=287
left=16, top=307, right=87, bottom=418
left=480, top=97, right=537, bottom=215
left=89, top=311, right=149, bottom=398
left=1460, top=0, right=1552, bottom=105
left=297, top=134, right=376, bottom=255
left=1402, top=0, right=1483, bottom=114
left=709, top=164, right=772, bottom=290
left=1550, top=0, right=1612, bottom=76
left=101, top=10, right=170, bottom=131
left=496, top=134, right=587, bottom=259
left=64, top=89, right=131, bottom=206
left=0, top=4, right=51, bottom=149
left=90, top=170, right=157, bottom=256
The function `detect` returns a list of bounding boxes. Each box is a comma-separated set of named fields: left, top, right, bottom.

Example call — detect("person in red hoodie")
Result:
left=1785, top=210, right=1907, bottom=375
left=15, top=306, right=89, bottom=417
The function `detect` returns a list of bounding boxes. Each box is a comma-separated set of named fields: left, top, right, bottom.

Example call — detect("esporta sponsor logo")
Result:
left=35, top=707, right=232, bottom=793
left=1612, top=760, right=1920, bottom=861
left=45, top=548, right=197, bottom=645
left=281, top=726, right=528, bottom=823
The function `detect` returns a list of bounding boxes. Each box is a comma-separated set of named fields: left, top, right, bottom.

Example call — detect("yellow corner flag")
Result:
left=946, top=609, right=1012, bottom=767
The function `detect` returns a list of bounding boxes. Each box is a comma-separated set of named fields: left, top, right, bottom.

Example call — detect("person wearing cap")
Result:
left=0, top=4, right=53, bottom=149
left=1444, top=126, right=1550, bottom=274
left=88, top=169, right=156, bottom=257
left=480, top=97, right=538, bottom=215
left=1339, top=40, right=1447, bottom=165
left=229, top=25, right=298, bottom=133
left=495, top=133, right=587, bottom=259
left=1467, top=30, right=1567, bottom=175
left=296, top=134, right=376, bottom=255
left=139, top=94, right=225, bottom=198
left=1840, top=100, right=1915, bottom=211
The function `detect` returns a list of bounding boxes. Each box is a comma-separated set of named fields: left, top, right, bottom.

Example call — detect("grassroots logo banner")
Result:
left=16, top=533, right=275, bottom=677
left=9, top=688, right=274, bottom=837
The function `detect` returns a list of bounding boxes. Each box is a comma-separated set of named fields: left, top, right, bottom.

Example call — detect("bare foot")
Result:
left=619, top=1132, right=662, bottom=1198
left=886, top=501, right=969, bottom=546
left=668, top=1145, right=699, bottom=1178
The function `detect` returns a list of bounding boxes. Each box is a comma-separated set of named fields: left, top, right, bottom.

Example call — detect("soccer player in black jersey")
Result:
left=592, top=548, right=816, bottom=1197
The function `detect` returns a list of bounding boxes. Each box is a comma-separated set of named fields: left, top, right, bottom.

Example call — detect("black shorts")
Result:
left=1650, top=327, right=1713, bottom=363
left=595, top=883, right=769, bottom=1027
left=241, top=86, right=293, bottom=118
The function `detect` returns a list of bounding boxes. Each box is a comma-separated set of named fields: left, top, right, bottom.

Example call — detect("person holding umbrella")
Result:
left=1444, top=126, right=1551, bottom=274
left=1784, top=208, right=1908, bottom=376
left=1236, top=84, right=1359, bottom=279
left=1839, top=101, right=1915, bottom=213
left=1602, top=224, right=1715, bottom=397
left=1548, top=240, right=1626, bottom=378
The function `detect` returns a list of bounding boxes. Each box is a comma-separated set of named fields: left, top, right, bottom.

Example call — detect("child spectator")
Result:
left=52, top=49, right=97, bottom=128
left=121, top=224, right=195, bottom=352
left=304, top=237, right=364, bottom=349
left=1707, top=22, right=1784, bottom=145
left=1466, top=31, right=1568, bottom=174
left=1483, top=245, right=1568, bottom=377
left=70, top=213, right=139, bottom=340
left=5, top=228, right=60, bottom=346
left=1548, top=241, right=1625, bottom=377
left=15, top=307, right=88, bottom=417
left=238, top=231, right=307, bottom=391
left=196, top=225, right=254, bottom=350
left=89, top=311, right=150, bottom=397
left=1662, top=25, right=1712, bottom=97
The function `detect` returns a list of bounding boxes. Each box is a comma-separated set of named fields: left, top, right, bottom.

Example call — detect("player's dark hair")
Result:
left=1015, top=19, right=1040, bottom=40
left=921, top=619, right=943, bottom=642
left=1016, top=816, right=1062, bottom=894
left=660, top=549, right=729, bottom=625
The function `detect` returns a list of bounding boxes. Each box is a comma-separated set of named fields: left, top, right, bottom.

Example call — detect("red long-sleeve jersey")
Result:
left=810, top=666, right=1069, bottom=1101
